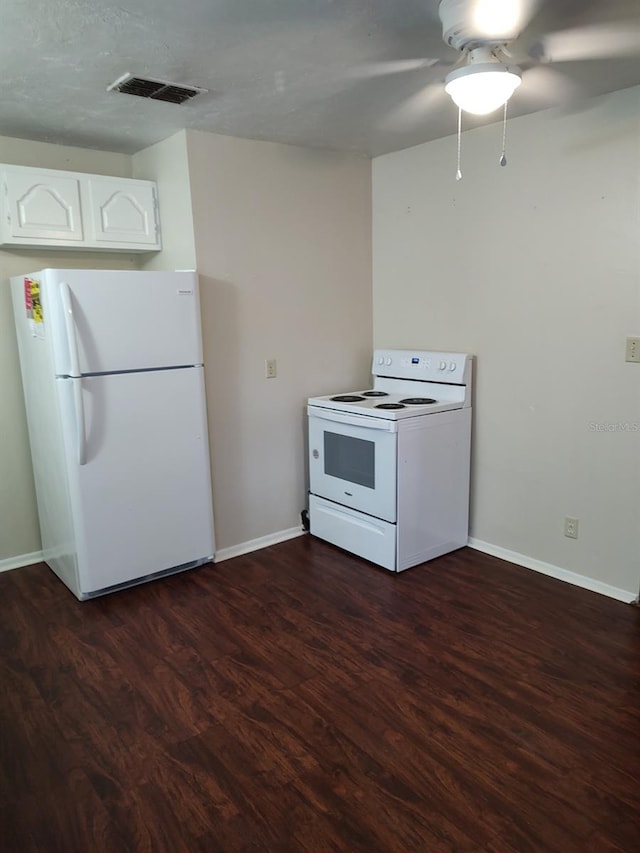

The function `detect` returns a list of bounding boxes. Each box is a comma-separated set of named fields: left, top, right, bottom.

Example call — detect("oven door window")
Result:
left=308, top=413, right=397, bottom=523
left=324, top=432, right=374, bottom=489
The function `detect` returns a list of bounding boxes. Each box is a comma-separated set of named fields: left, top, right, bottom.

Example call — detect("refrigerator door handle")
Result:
left=59, top=281, right=81, bottom=378
left=72, top=378, right=87, bottom=466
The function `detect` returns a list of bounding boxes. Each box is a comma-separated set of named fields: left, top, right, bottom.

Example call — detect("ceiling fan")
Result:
left=362, top=0, right=640, bottom=123
left=439, top=0, right=531, bottom=115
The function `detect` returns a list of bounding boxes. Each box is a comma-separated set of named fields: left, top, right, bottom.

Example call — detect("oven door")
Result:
left=308, top=408, right=397, bottom=523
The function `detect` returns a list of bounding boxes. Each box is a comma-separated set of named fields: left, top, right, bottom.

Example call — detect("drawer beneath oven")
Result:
left=309, top=494, right=396, bottom=572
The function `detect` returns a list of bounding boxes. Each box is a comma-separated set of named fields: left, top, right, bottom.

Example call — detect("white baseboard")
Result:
left=467, top=537, right=637, bottom=604
left=0, top=550, right=44, bottom=573
left=2, top=530, right=309, bottom=575
left=215, top=526, right=306, bottom=563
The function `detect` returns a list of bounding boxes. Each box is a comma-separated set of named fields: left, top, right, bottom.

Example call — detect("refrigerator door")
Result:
left=58, top=366, right=215, bottom=595
left=40, top=269, right=203, bottom=376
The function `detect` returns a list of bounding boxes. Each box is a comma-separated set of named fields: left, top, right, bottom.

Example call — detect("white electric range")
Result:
left=307, top=349, right=473, bottom=572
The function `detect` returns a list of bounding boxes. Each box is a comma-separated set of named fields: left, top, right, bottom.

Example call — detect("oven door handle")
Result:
left=307, top=407, right=397, bottom=432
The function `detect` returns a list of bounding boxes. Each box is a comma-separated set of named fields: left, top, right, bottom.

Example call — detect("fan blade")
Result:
left=470, top=0, right=543, bottom=40
left=346, top=58, right=442, bottom=80
left=519, top=65, right=583, bottom=108
left=377, top=83, right=447, bottom=132
left=536, top=22, right=640, bottom=63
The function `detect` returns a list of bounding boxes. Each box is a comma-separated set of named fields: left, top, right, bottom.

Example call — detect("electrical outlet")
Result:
left=265, top=358, right=277, bottom=379
left=564, top=516, right=579, bottom=539
left=625, top=337, right=640, bottom=363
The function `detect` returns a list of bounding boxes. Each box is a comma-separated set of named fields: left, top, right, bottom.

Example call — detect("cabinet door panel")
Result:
left=5, top=170, right=83, bottom=242
left=86, top=177, right=160, bottom=248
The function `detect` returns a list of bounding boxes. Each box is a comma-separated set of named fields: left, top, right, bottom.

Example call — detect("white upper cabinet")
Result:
left=4, top=169, right=84, bottom=243
left=0, top=165, right=161, bottom=252
left=85, top=177, right=159, bottom=248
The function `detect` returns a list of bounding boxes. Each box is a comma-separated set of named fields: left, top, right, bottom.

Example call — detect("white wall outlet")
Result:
left=625, top=337, right=640, bottom=363
left=564, top=516, right=579, bottom=539
left=265, top=358, right=277, bottom=379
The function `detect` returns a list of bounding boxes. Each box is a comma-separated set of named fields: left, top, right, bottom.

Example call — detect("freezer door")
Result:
left=41, top=269, right=203, bottom=375
left=59, top=366, right=215, bottom=595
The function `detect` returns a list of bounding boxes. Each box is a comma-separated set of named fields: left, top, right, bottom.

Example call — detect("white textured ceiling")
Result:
left=2, top=0, right=640, bottom=156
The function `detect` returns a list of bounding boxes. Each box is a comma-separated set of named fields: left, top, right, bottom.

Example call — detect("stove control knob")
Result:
left=439, top=361, right=447, bottom=370
left=385, top=357, right=392, bottom=365
left=377, top=357, right=384, bottom=365
left=449, top=362, right=456, bottom=371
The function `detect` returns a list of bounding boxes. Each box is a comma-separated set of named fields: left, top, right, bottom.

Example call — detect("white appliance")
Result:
left=307, top=349, right=472, bottom=572
left=10, top=268, right=215, bottom=599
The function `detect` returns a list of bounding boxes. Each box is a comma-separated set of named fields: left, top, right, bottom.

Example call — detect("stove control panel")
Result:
left=372, top=349, right=471, bottom=385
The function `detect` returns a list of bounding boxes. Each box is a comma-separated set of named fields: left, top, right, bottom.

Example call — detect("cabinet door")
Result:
left=4, top=169, right=84, bottom=242
left=85, top=177, right=161, bottom=249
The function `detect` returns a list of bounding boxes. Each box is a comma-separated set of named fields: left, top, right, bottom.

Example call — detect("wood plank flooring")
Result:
left=1, top=537, right=639, bottom=852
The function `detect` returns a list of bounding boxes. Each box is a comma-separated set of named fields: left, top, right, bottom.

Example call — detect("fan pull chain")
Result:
left=456, top=107, right=463, bottom=181
left=499, top=101, right=508, bottom=167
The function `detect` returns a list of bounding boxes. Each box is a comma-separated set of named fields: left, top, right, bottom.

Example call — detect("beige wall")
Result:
left=0, top=129, right=372, bottom=564
left=0, top=137, right=139, bottom=563
left=132, top=131, right=197, bottom=271
left=0, top=137, right=131, bottom=176
left=373, top=86, right=640, bottom=596
left=186, top=131, right=372, bottom=550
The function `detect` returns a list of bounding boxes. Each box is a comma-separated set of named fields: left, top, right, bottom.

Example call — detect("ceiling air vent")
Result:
left=107, top=73, right=207, bottom=105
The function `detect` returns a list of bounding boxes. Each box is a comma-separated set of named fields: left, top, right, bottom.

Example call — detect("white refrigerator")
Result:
left=10, top=268, right=215, bottom=600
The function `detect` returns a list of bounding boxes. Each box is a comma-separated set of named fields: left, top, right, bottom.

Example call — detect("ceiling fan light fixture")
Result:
left=444, top=62, right=522, bottom=115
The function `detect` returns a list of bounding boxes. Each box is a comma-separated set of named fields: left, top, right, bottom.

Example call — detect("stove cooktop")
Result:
left=308, top=389, right=464, bottom=420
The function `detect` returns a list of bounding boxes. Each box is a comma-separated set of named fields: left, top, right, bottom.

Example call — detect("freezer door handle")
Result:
left=72, top=378, right=87, bottom=465
left=59, top=281, right=81, bottom=378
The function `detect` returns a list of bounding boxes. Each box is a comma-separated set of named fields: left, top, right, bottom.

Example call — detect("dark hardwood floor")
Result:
left=1, top=537, right=639, bottom=852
